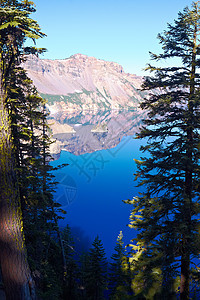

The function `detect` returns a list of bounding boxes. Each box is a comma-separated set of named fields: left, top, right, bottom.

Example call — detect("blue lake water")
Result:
left=50, top=110, right=146, bottom=257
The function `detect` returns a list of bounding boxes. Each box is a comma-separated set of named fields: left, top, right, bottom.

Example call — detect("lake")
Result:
left=50, top=110, right=146, bottom=257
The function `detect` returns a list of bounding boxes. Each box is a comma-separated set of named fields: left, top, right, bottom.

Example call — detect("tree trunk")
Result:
left=180, top=251, right=190, bottom=300
left=0, top=76, right=35, bottom=299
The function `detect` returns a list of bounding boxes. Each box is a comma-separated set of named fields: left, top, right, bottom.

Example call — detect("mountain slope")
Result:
left=24, top=54, right=145, bottom=111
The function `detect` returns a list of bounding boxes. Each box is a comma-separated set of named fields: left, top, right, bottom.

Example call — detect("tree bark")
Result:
left=0, top=75, right=35, bottom=299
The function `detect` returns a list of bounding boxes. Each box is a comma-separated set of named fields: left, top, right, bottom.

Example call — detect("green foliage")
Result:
left=83, top=236, right=107, bottom=300
left=127, top=2, right=200, bottom=299
left=109, top=232, right=133, bottom=299
left=0, top=1, right=67, bottom=298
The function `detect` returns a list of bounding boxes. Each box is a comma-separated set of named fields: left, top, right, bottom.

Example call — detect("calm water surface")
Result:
left=51, top=110, right=146, bottom=257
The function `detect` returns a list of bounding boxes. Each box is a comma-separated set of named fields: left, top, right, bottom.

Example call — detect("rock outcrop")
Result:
left=24, top=54, right=145, bottom=111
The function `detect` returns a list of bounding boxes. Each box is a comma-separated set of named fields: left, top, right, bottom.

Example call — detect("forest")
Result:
left=1, top=0, right=200, bottom=299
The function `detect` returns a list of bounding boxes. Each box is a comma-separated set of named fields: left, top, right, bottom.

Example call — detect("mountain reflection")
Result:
left=49, top=110, right=144, bottom=157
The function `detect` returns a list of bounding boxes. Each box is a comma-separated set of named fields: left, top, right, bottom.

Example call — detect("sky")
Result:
left=32, top=0, right=193, bottom=76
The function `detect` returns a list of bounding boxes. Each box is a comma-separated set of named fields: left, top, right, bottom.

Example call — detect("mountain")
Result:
left=24, top=54, right=145, bottom=111
left=24, top=54, right=146, bottom=156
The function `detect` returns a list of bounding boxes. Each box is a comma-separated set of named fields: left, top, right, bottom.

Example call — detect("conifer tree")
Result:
left=84, top=236, right=107, bottom=300
left=0, top=1, right=43, bottom=300
left=20, top=97, right=67, bottom=297
left=128, top=2, right=200, bottom=300
left=109, top=231, right=132, bottom=299
left=126, top=236, right=164, bottom=299
left=0, top=1, right=71, bottom=298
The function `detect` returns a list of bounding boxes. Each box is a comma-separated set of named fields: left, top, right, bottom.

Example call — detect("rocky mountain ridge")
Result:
left=24, top=54, right=145, bottom=111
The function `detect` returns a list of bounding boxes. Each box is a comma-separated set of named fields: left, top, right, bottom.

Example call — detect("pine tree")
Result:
left=0, top=2, right=45, bottom=299
left=21, top=98, right=68, bottom=298
left=84, top=236, right=107, bottom=300
left=123, top=235, right=163, bottom=299
left=0, top=1, right=72, bottom=298
left=109, top=231, right=132, bottom=299
left=128, top=2, right=200, bottom=300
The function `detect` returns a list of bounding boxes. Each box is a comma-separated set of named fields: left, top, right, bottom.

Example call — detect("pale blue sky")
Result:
left=33, top=0, right=193, bottom=76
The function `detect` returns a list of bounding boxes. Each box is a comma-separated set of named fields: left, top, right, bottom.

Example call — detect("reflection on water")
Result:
left=50, top=109, right=145, bottom=157
left=51, top=109, right=146, bottom=257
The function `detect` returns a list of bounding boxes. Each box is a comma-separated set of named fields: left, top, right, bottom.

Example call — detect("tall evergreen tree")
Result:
left=18, top=93, right=67, bottom=298
left=108, top=231, right=132, bottom=299
left=0, top=2, right=45, bottom=299
left=84, top=236, right=107, bottom=300
left=128, top=2, right=200, bottom=300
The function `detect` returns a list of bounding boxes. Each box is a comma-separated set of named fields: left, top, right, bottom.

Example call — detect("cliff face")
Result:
left=24, top=54, right=146, bottom=156
left=24, top=54, right=145, bottom=111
